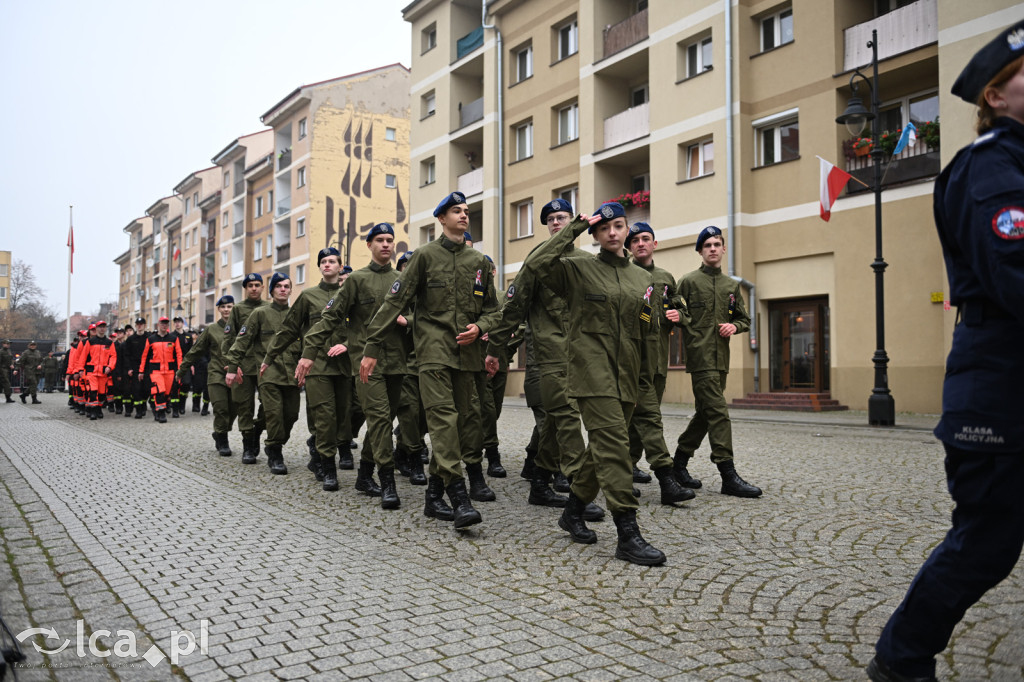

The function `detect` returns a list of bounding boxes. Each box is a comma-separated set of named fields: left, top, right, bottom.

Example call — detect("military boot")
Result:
left=445, top=478, right=482, bottom=529
left=654, top=466, right=697, bottom=505
left=613, top=510, right=666, bottom=566
left=865, top=655, right=938, bottom=682
left=321, top=455, right=339, bottom=492
left=558, top=493, right=597, bottom=544
left=20, top=393, right=26, bottom=403
left=200, top=401, right=210, bottom=416
left=465, top=461, right=496, bottom=502
left=305, top=436, right=323, bottom=481
left=171, top=403, right=180, bottom=418
left=156, top=409, right=167, bottom=423
left=485, top=446, right=506, bottom=478
left=552, top=471, right=571, bottom=493
left=632, top=466, right=652, bottom=483
left=406, top=450, right=427, bottom=486
left=528, top=468, right=567, bottom=508
left=89, top=406, right=98, bottom=421
left=378, top=467, right=400, bottom=509
left=107, top=401, right=115, bottom=413
left=268, top=445, right=288, bottom=475
left=4, top=394, right=13, bottom=403
left=424, top=475, right=455, bottom=521
left=718, top=462, right=762, bottom=498
left=114, top=401, right=123, bottom=414
left=520, top=446, right=537, bottom=480
left=213, top=432, right=232, bottom=457
left=337, top=445, right=354, bottom=470
left=394, top=446, right=411, bottom=478
left=191, top=395, right=200, bottom=412
left=673, top=450, right=703, bottom=489
left=123, top=403, right=133, bottom=417
left=135, top=403, right=147, bottom=419
left=354, top=459, right=381, bottom=497
left=241, top=431, right=257, bottom=464
left=95, top=405, right=103, bottom=417
left=582, top=501, right=606, bottom=522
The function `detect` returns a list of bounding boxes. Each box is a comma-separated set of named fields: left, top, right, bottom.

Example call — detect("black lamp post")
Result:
left=836, top=28, right=896, bottom=426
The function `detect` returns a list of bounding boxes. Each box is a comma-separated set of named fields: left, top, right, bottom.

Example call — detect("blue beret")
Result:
left=243, top=272, right=263, bottom=285
left=625, top=222, right=655, bottom=249
left=463, top=231, right=473, bottom=243
left=397, top=251, right=414, bottom=270
left=341, top=265, right=353, bottom=275
left=540, top=198, right=574, bottom=224
left=485, top=254, right=493, bottom=264
left=952, top=21, right=1024, bottom=103
left=433, top=191, right=467, bottom=217
left=367, top=223, right=395, bottom=242
left=215, top=295, right=234, bottom=306
left=269, top=272, right=290, bottom=290
left=589, top=202, right=626, bottom=234
left=317, top=247, right=340, bottom=265
left=696, top=226, right=723, bottom=251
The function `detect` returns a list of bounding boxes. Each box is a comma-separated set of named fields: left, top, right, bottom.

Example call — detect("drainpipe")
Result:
left=724, top=0, right=760, bottom=392
left=482, top=1, right=505, bottom=285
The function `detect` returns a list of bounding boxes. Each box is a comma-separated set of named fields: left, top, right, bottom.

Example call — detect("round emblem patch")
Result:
left=224, top=326, right=231, bottom=333
left=453, top=192, right=465, bottom=203
left=238, top=325, right=247, bottom=335
left=390, top=281, right=401, bottom=295
left=324, top=298, right=334, bottom=311
left=630, top=225, right=639, bottom=233
left=992, top=207, right=1024, bottom=240
left=549, top=200, right=559, bottom=211
left=506, top=284, right=516, bottom=299
left=601, top=206, right=614, bottom=219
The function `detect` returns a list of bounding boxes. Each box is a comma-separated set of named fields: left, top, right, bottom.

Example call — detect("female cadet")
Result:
left=869, top=22, right=1024, bottom=682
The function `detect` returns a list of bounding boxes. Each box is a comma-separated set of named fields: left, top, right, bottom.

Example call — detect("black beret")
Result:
left=625, top=222, right=655, bottom=249
left=216, top=295, right=234, bottom=306
left=696, top=226, right=723, bottom=251
left=269, top=272, right=290, bottom=290
left=397, top=251, right=414, bottom=270
left=341, top=265, right=353, bottom=275
left=433, top=191, right=467, bottom=217
left=589, top=202, right=626, bottom=234
left=367, top=223, right=395, bottom=242
left=952, top=21, right=1024, bottom=103
left=317, top=247, right=340, bottom=265
left=540, top=198, right=574, bottom=224
left=243, top=272, right=263, bottom=285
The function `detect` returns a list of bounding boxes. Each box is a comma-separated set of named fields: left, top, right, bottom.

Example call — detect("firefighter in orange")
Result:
left=139, top=316, right=183, bottom=423
left=68, top=328, right=91, bottom=414
left=72, top=320, right=118, bottom=420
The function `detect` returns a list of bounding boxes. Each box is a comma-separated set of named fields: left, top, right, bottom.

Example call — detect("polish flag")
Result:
left=173, top=247, right=181, bottom=261
left=818, top=156, right=853, bottom=222
left=67, top=224, right=75, bottom=273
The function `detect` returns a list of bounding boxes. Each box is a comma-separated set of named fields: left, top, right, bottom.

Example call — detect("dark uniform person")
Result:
left=869, top=23, right=1024, bottom=682
left=124, top=318, right=150, bottom=418
left=222, top=273, right=268, bottom=461
left=42, top=352, right=59, bottom=393
left=171, top=316, right=192, bottom=417
left=16, top=341, right=42, bottom=404
left=187, top=330, right=209, bottom=414
left=393, top=250, right=432, bottom=475
left=672, top=226, right=762, bottom=498
left=179, top=295, right=237, bottom=456
left=1, top=340, right=14, bottom=403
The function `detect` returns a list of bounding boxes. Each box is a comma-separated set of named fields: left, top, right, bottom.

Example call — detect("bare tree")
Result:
left=8, top=260, right=44, bottom=311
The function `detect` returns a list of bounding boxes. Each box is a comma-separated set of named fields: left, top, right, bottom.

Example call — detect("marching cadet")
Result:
left=42, top=351, right=59, bottom=393
left=178, top=295, right=236, bottom=456
left=392, top=250, right=431, bottom=478
left=1, top=339, right=14, bottom=403
left=624, top=223, right=698, bottom=506
left=124, top=318, right=150, bottom=418
left=227, top=273, right=299, bottom=473
left=16, top=340, right=43, bottom=404
left=72, top=321, right=117, bottom=420
left=170, top=316, right=192, bottom=417
left=360, top=191, right=501, bottom=528
left=110, top=327, right=129, bottom=413
left=517, top=202, right=666, bottom=566
left=188, top=330, right=209, bottom=414
left=671, top=226, right=762, bottom=498
left=478, top=255, right=511, bottom=479
left=304, top=224, right=410, bottom=509
left=139, top=316, right=182, bottom=423
left=265, top=247, right=348, bottom=489
left=222, top=273, right=268, bottom=462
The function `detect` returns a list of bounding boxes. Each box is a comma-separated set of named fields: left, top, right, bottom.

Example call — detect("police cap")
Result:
left=952, top=21, right=1024, bottom=103
left=317, top=247, right=340, bottom=265
left=366, top=223, right=395, bottom=242
left=432, top=191, right=467, bottom=217
left=540, top=198, right=574, bottom=224
left=589, top=202, right=626, bottom=234
left=696, top=225, right=723, bottom=251
left=625, top=222, right=655, bottom=249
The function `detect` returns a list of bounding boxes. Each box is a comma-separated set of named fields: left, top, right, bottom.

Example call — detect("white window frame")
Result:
left=193, top=192, right=199, bottom=208
left=224, top=171, right=230, bottom=188
left=222, top=211, right=229, bottom=229
left=557, top=20, right=578, bottom=60
left=752, top=108, right=799, bottom=167
left=385, top=174, right=397, bottom=189
left=298, top=118, right=307, bottom=139
left=558, top=186, right=578, bottom=211
left=514, top=121, right=533, bottom=161
left=557, top=103, right=579, bottom=145
left=630, top=84, right=649, bottom=108
left=297, top=167, right=306, bottom=188
left=422, top=91, right=436, bottom=118
left=296, top=264, right=306, bottom=284
left=422, top=24, right=437, bottom=53
left=255, top=196, right=264, bottom=217
left=266, top=235, right=272, bottom=255
left=0, top=287, right=7, bottom=300
left=254, top=239, right=263, bottom=261
left=422, top=158, right=436, bottom=186
left=268, top=191, right=273, bottom=211
left=686, top=139, right=714, bottom=179
left=296, top=217, right=306, bottom=237
left=192, top=227, right=198, bottom=247
left=385, top=127, right=397, bottom=141
left=515, top=45, right=533, bottom=83
left=686, top=36, right=713, bottom=78
left=760, top=6, right=794, bottom=52
left=184, top=232, right=191, bottom=249
left=515, top=200, right=534, bottom=239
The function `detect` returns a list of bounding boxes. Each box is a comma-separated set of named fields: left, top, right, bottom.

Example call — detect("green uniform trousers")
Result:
left=22, top=373, right=38, bottom=398
left=397, top=374, right=427, bottom=452
left=259, top=383, right=300, bottom=446
left=356, top=373, right=404, bottom=468
left=350, top=377, right=365, bottom=442
left=230, top=374, right=265, bottom=433
left=538, top=367, right=585, bottom=475
left=677, top=370, right=734, bottom=464
left=1, top=371, right=11, bottom=398
left=208, top=382, right=237, bottom=434
left=419, top=368, right=483, bottom=485
left=481, top=370, right=507, bottom=450
left=305, top=374, right=352, bottom=462
left=628, top=374, right=673, bottom=470
left=571, top=397, right=639, bottom=515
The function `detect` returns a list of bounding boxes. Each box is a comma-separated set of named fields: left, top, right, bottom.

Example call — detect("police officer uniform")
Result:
left=222, top=273, right=268, bottom=461
left=179, top=296, right=237, bottom=455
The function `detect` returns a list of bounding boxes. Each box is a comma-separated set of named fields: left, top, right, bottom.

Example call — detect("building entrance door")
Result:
left=768, top=297, right=830, bottom=393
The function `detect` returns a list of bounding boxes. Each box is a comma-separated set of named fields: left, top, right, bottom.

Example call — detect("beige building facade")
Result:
left=0, top=250, right=11, bottom=312
left=403, top=0, right=1022, bottom=414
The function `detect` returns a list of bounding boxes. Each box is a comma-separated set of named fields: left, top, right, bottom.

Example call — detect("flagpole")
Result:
left=66, top=205, right=72, bottom=352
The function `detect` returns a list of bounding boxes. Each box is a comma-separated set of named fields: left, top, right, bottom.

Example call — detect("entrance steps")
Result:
left=730, top=392, right=848, bottom=412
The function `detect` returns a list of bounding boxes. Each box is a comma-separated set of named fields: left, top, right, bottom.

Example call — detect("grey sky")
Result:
left=0, top=0, right=411, bottom=320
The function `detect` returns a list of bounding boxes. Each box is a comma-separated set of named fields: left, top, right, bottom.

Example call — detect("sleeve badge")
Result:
left=992, top=207, right=1024, bottom=240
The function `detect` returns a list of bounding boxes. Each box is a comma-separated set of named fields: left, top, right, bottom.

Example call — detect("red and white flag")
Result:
left=818, top=156, right=853, bottom=222
left=67, top=224, right=75, bottom=273
left=173, top=247, right=181, bottom=261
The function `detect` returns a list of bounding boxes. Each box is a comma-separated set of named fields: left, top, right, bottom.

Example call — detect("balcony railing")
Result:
left=233, top=220, right=244, bottom=238
left=603, top=8, right=648, bottom=59
left=275, top=242, right=291, bottom=263
left=457, top=168, right=483, bottom=197
left=457, top=26, right=483, bottom=60
left=234, top=180, right=244, bottom=198
left=845, top=141, right=940, bottom=191
left=277, top=150, right=292, bottom=170
left=201, top=273, right=215, bottom=291
left=201, top=237, right=215, bottom=255
left=843, top=0, right=937, bottom=71
left=459, top=97, right=484, bottom=128
left=603, top=102, right=649, bottom=150
left=276, top=199, right=291, bottom=217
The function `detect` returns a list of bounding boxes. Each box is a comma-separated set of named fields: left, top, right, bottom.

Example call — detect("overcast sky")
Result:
left=0, top=0, right=412, bottom=319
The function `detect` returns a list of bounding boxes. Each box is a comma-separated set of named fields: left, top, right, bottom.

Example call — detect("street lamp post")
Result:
left=836, top=28, right=896, bottom=426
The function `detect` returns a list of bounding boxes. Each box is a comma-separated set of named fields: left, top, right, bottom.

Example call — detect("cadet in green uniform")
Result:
left=624, top=223, right=698, bottom=506
left=521, top=202, right=666, bottom=566
left=360, top=191, right=500, bottom=529
left=305, top=224, right=414, bottom=509
left=1, top=340, right=14, bottom=403
left=275, top=247, right=356, bottom=493
left=392, top=251, right=433, bottom=481
left=179, top=295, right=236, bottom=456
left=227, top=273, right=299, bottom=474
left=42, top=352, right=59, bottom=392
left=222, top=273, right=267, bottom=462
left=17, top=341, right=43, bottom=404
left=672, top=226, right=762, bottom=498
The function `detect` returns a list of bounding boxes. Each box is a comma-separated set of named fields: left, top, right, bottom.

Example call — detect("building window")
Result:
left=296, top=264, right=306, bottom=284
left=184, top=232, right=191, bottom=249
left=631, top=84, right=649, bottom=107
left=184, top=268, right=190, bottom=284
left=684, top=139, right=714, bottom=179
left=268, top=191, right=274, bottom=211
left=421, top=158, right=436, bottom=186
left=193, top=192, right=199, bottom=208
left=192, top=227, right=198, bottom=247
left=514, top=121, right=533, bottom=161
left=631, top=173, right=650, bottom=193
left=422, top=23, right=437, bottom=53
left=298, top=118, right=307, bottom=139
left=558, top=186, right=579, bottom=211
left=255, top=196, right=263, bottom=217
left=557, top=103, right=579, bottom=145
left=191, top=264, right=197, bottom=280
left=297, top=167, right=306, bottom=188
left=760, top=6, right=794, bottom=52
left=754, top=110, right=799, bottom=166
left=385, top=127, right=396, bottom=141
left=184, top=197, right=191, bottom=214
left=222, top=211, right=229, bottom=229
left=684, top=36, right=713, bottom=78
left=515, top=201, right=534, bottom=238
left=557, top=20, right=578, bottom=60
left=223, top=171, right=230, bottom=188
left=514, top=44, right=533, bottom=83
left=385, top=174, right=397, bottom=189
left=296, top=217, right=306, bottom=237
left=254, top=239, right=263, bottom=260
left=0, top=264, right=7, bottom=277
left=221, top=250, right=228, bottom=266
left=0, top=287, right=7, bottom=299
left=422, top=91, right=436, bottom=119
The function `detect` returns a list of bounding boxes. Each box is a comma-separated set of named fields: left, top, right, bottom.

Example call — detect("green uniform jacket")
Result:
left=264, top=279, right=348, bottom=377
left=0, top=348, right=13, bottom=371
left=525, top=217, right=655, bottom=402
left=42, top=357, right=59, bottom=374
left=305, top=262, right=409, bottom=375
left=487, top=238, right=590, bottom=368
left=222, top=298, right=267, bottom=375
left=18, top=349, right=42, bottom=378
left=675, top=264, right=750, bottom=373
left=636, top=260, right=688, bottom=378
left=225, top=302, right=299, bottom=386
left=363, top=234, right=500, bottom=372
left=179, top=320, right=229, bottom=386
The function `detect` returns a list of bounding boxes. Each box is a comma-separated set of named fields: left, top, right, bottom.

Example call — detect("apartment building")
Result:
left=171, top=167, right=222, bottom=328
left=121, top=215, right=155, bottom=326
left=142, top=197, right=183, bottom=323
left=403, top=0, right=1020, bottom=414
left=0, top=250, right=11, bottom=311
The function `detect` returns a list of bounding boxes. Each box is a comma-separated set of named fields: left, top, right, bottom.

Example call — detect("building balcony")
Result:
left=201, top=237, right=215, bottom=256
left=233, top=220, right=244, bottom=238
left=201, top=273, right=215, bottom=291
left=457, top=168, right=483, bottom=197
left=603, top=102, right=649, bottom=150
left=276, top=198, right=291, bottom=217
left=459, top=97, right=484, bottom=129
left=234, top=180, right=244, bottom=198
left=843, top=0, right=937, bottom=71
left=275, top=242, right=290, bottom=264
left=456, top=26, right=483, bottom=60
left=277, top=150, right=292, bottom=171
left=845, top=142, right=940, bottom=191
left=231, top=261, right=243, bottom=279
left=603, top=8, right=648, bottom=59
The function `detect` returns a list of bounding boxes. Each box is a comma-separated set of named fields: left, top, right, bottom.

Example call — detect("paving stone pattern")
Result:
left=0, top=398, right=1021, bottom=681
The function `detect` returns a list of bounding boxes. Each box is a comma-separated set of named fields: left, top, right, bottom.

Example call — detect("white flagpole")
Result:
left=66, top=205, right=72, bottom=352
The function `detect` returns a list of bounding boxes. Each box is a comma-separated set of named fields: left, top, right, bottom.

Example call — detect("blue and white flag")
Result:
left=892, top=121, right=918, bottom=155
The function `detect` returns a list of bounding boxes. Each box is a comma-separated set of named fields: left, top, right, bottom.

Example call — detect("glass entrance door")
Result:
left=769, top=298, right=830, bottom=392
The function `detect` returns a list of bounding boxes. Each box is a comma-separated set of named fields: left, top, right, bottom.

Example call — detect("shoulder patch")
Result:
left=324, top=298, right=334, bottom=311
left=992, top=206, right=1024, bottom=240
left=390, top=280, right=401, bottom=295
left=506, top=284, right=516, bottom=299
left=224, top=325, right=231, bottom=333
left=238, top=325, right=247, bottom=336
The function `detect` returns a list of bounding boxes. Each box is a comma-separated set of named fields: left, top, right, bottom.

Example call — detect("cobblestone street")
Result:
left=1, top=396, right=1021, bottom=681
